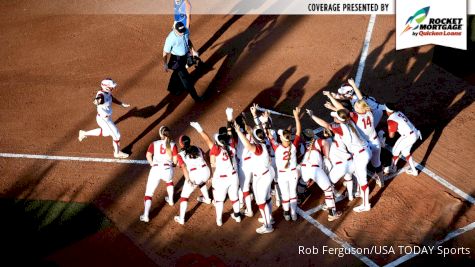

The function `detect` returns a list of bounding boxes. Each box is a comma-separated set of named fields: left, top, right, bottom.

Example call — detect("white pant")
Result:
left=252, top=169, right=273, bottom=204
left=277, top=168, right=298, bottom=202
left=329, top=158, right=355, bottom=184
left=212, top=171, right=239, bottom=202
left=238, top=163, right=253, bottom=192
left=301, top=164, right=331, bottom=191
left=369, top=138, right=382, bottom=168
left=352, top=148, right=371, bottom=186
left=96, top=114, right=120, bottom=140
left=145, top=164, right=174, bottom=196
left=392, top=131, right=419, bottom=157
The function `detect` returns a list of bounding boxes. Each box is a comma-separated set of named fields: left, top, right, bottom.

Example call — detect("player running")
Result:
left=78, top=78, right=130, bottom=158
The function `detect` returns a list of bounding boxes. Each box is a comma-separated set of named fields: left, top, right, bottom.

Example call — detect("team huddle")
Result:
left=77, top=76, right=421, bottom=235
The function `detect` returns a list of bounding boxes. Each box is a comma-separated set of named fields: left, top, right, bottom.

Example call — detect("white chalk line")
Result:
left=383, top=221, right=475, bottom=267
left=0, top=153, right=149, bottom=165
left=355, top=14, right=377, bottom=88
left=383, top=145, right=475, bottom=205
left=296, top=207, right=380, bottom=267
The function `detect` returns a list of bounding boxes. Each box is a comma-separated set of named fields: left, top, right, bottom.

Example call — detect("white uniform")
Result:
left=351, top=95, right=385, bottom=127
left=388, top=111, right=421, bottom=157
left=350, top=111, right=381, bottom=168
left=236, top=134, right=254, bottom=192
left=328, top=134, right=355, bottom=184
left=300, top=138, right=332, bottom=191
left=250, top=143, right=274, bottom=227
left=95, top=90, right=120, bottom=141
left=178, top=149, right=211, bottom=199
left=145, top=140, right=178, bottom=196
left=271, top=135, right=301, bottom=218
left=210, top=144, right=239, bottom=202
left=330, top=122, right=370, bottom=187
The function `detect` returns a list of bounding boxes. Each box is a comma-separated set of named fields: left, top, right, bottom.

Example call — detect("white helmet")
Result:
left=101, top=78, right=117, bottom=91
left=337, top=85, right=354, bottom=96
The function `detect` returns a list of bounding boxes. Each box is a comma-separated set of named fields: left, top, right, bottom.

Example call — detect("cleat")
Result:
left=291, top=213, right=298, bottom=221
left=197, top=196, right=212, bottom=204
left=114, top=151, right=129, bottom=159
left=283, top=213, right=291, bottom=221
left=373, top=173, right=384, bottom=188
left=231, top=213, right=241, bottom=223
left=78, top=130, right=87, bottom=142
left=258, top=217, right=275, bottom=225
left=321, top=203, right=328, bottom=211
left=353, top=204, right=371, bottom=213
left=244, top=210, right=254, bottom=217
left=216, top=219, right=223, bottom=227
left=406, top=169, right=418, bottom=176
left=383, top=165, right=396, bottom=175
left=165, top=196, right=174, bottom=206
left=256, top=225, right=274, bottom=234
left=174, top=216, right=184, bottom=225
left=328, top=211, right=342, bottom=222
left=139, top=215, right=149, bottom=223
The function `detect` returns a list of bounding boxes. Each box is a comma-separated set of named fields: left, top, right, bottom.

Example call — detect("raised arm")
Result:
left=190, top=122, right=214, bottom=149
left=293, top=107, right=301, bottom=137
left=323, top=101, right=338, bottom=111
left=225, top=107, right=234, bottom=136
left=323, top=91, right=345, bottom=110
left=185, top=0, right=191, bottom=30
left=306, top=109, right=331, bottom=130
left=348, top=78, right=364, bottom=100
left=233, top=121, right=256, bottom=153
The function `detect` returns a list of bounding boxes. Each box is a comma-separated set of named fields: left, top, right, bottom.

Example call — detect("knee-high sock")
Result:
left=112, top=140, right=120, bottom=154
left=323, top=187, right=336, bottom=210
left=231, top=199, right=240, bottom=214
left=215, top=201, right=224, bottom=221
left=344, top=174, right=354, bottom=200
left=243, top=191, right=252, bottom=212
left=200, top=185, right=210, bottom=200
left=166, top=183, right=174, bottom=201
left=391, top=155, right=399, bottom=168
left=266, top=199, right=273, bottom=218
left=179, top=199, right=188, bottom=220
left=143, top=196, right=152, bottom=217
left=406, top=154, right=417, bottom=171
left=282, top=199, right=290, bottom=211
left=289, top=198, right=298, bottom=216
left=274, top=183, right=282, bottom=203
left=258, top=203, right=269, bottom=227
left=361, top=184, right=370, bottom=208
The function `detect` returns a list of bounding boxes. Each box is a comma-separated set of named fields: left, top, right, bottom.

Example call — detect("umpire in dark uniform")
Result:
left=162, top=21, right=202, bottom=101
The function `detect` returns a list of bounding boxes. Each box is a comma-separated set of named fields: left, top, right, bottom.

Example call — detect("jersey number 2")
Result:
left=283, top=151, right=290, bottom=160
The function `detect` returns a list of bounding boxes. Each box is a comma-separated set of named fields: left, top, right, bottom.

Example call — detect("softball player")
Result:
left=250, top=104, right=281, bottom=208
left=325, top=128, right=356, bottom=201
left=173, top=139, right=211, bottom=225
left=190, top=121, right=242, bottom=227
left=383, top=103, right=422, bottom=176
left=300, top=131, right=342, bottom=221
left=78, top=78, right=130, bottom=158
left=269, top=107, right=302, bottom=221
left=234, top=122, right=274, bottom=234
left=307, top=106, right=371, bottom=213
left=140, top=126, right=178, bottom=223
left=332, top=78, right=386, bottom=127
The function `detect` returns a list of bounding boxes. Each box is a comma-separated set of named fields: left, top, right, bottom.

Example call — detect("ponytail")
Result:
left=160, top=126, right=172, bottom=159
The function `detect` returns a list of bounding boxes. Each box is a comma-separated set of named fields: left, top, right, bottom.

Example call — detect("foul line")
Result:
left=297, top=207, right=379, bottom=267
left=355, top=14, right=377, bottom=87
left=0, top=153, right=149, bottom=165
left=383, top=146, right=475, bottom=205
left=384, top=221, right=475, bottom=267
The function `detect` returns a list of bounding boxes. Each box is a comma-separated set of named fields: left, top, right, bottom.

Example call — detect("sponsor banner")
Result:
left=15, top=0, right=475, bottom=15
left=396, top=0, right=467, bottom=50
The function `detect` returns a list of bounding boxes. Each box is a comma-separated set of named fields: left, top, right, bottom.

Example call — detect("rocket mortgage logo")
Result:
left=401, top=6, right=463, bottom=37
left=396, top=0, right=466, bottom=50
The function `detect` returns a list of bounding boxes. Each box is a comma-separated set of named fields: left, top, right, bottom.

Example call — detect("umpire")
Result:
left=163, top=21, right=202, bottom=101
